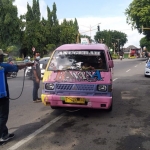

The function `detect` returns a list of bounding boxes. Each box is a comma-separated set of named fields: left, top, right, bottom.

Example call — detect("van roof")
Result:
left=56, top=44, right=109, bottom=51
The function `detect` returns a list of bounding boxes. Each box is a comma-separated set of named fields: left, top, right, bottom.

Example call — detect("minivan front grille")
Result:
left=76, top=84, right=94, bottom=91
left=56, top=84, right=95, bottom=91
left=56, top=84, right=73, bottom=90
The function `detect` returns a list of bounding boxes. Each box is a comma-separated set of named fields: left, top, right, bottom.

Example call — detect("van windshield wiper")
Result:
left=65, top=68, right=81, bottom=71
left=51, top=68, right=81, bottom=72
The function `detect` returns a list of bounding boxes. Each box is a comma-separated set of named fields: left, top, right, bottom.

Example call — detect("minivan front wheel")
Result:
left=107, top=103, right=112, bottom=112
left=51, top=106, right=60, bottom=109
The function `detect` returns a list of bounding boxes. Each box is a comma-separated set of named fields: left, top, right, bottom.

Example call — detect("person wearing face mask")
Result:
left=32, top=52, right=41, bottom=103
left=0, top=49, right=34, bottom=144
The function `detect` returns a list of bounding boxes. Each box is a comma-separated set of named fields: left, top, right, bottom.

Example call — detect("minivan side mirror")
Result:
left=108, top=60, right=114, bottom=68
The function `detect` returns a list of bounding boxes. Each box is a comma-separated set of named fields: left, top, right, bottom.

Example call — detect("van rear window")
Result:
left=48, top=50, right=108, bottom=71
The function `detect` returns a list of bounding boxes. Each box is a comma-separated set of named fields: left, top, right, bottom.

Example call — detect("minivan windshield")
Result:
left=48, top=50, right=108, bottom=71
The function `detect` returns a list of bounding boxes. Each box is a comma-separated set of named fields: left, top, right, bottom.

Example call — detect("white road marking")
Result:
left=7, top=114, right=64, bottom=150
left=126, top=69, right=131, bottom=72
left=113, top=78, right=118, bottom=81
left=135, top=65, right=137, bottom=67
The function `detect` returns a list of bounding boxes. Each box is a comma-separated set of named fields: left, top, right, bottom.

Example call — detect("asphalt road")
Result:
left=1, top=58, right=150, bottom=150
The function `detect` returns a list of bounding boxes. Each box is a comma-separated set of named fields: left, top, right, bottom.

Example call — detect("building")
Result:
left=123, top=45, right=142, bottom=57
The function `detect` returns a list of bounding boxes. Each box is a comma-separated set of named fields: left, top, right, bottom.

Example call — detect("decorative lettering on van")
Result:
left=57, top=51, right=101, bottom=56
left=55, top=70, right=104, bottom=82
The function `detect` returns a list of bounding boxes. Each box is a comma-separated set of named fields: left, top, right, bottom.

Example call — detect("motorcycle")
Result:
left=24, top=57, right=33, bottom=79
left=25, top=66, right=32, bottom=79
left=7, top=72, right=17, bottom=78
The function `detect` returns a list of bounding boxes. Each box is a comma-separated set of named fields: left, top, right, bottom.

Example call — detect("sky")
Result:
left=14, top=0, right=145, bottom=48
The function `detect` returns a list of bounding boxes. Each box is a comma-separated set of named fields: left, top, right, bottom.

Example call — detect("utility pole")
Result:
left=112, top=43, right=116, bottom=54
left=76, top=32, right=80, bottom=44
left=79, top=23, right=101, bottom=42
left=116, top=39, right=121, bottom=52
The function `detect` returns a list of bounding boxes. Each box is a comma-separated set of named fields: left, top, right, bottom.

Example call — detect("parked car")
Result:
left=144, top=60, right=150, bottom=77
left=39, top=57, right=50, bottom=79
left=25, top=66, right=32, bottom=79
left=24, top=57, right=33, bottom=79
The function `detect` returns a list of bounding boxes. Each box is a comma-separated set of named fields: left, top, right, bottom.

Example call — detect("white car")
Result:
left=25, top=57, right=50, bottom=79
left=40, top=64, right=45, bottom=79
left=39, top=57, right=50, bottom=78
left=144, top=60, right=150, bottom=77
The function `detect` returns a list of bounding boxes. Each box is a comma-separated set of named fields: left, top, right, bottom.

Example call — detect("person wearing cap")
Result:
left=0, top=49, right=33, bottom=144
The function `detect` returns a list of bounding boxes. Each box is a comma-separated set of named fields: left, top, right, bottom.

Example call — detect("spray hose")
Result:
left=0, top=65, right=27, bottom=100
left=9, top=68, right=26, bottom=100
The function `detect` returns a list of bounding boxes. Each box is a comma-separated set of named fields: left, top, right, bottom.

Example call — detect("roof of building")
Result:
left=124, top=45, right=140, bottom=52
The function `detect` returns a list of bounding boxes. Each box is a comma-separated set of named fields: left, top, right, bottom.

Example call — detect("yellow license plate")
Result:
left=65, top=97, right=85, bottom=104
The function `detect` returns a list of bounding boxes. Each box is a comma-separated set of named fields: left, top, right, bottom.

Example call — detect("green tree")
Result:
left=74, top=18, right=79, bottom=42
left=24, top=0, right=43, bottom=56
left=140, top=37, right=150, bottom=51
left=47, top=6, right=53, bottom=27
left=50, top=3, right=60, bottom=46
left=125, top=0, right=150, bottom=38
left=0, top=0, right=21, bottom=50
left=44, top=44, right=56, bottom=55
left=94, top=30, right=128, bottom=52
left=52, top=2, right=58, bottom=26
left=24, top=2, right=34, bottom=55
left=59, top=18, right=79, bottom=44
left=45, top=3, right=60, bottom=46
left=44, top=6, right=53, bottom=46
left=7, top=45, right=18, bottom=56
left=32, top=0, right=40, bottom=21
left=0, top=0, right=81, bottom=57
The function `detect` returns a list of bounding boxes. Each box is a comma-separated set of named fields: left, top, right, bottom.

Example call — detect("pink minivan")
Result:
left=41, top=43, right=114, bottom=111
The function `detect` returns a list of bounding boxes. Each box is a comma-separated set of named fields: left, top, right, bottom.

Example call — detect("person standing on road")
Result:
left=32, top=52, right=41, bottom=103
left=0, top=49, right=33, bottom=145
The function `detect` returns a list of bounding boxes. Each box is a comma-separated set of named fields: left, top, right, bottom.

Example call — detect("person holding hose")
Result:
left=0, top=49, right=33, bottom=144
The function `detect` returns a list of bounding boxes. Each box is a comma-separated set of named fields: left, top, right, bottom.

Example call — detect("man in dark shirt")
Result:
left=0, top=49, right=33, bottom=144
left=32, top=52, right=41, bottom=103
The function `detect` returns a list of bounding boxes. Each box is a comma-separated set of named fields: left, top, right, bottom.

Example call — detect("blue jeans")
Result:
left=33, top=80, right=40, bottom=101
left=0, top=99, right=9, bottom=138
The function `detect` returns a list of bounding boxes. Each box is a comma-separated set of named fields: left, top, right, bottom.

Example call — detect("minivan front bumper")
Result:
left=41, top=94, right=112, bottom=109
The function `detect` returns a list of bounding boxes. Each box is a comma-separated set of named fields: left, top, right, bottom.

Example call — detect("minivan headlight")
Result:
left=45, top=83, right=54, bottom=90
left=97, top=85, right=107, bottom=92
